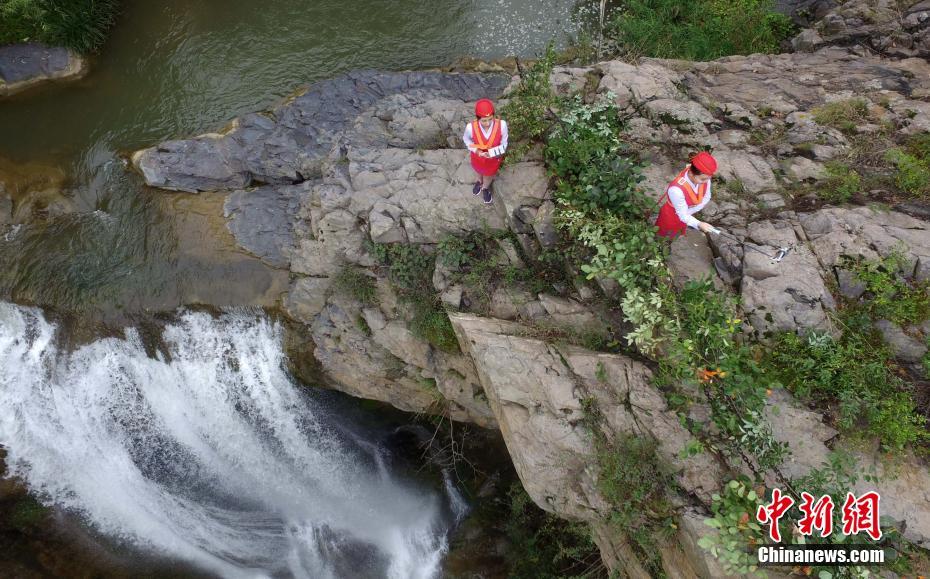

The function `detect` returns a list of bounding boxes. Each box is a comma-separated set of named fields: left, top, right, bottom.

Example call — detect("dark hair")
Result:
left=689, top=164, right=704, bottom=176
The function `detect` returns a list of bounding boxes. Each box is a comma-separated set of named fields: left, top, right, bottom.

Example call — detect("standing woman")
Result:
left=463, top=98, right=508, bottom=205
left=655, top=151, right=719, bottom=238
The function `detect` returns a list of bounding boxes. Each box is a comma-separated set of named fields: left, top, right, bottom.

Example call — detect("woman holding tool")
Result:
left=655, top=151, right=718, bottom=238
left=463, top=98, right=508, bottom=205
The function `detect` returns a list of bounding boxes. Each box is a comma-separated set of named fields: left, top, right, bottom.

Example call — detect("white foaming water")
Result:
left=0, top=303, right=452, bottom=579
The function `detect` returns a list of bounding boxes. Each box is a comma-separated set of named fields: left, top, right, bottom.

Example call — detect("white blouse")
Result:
left=667, top=172, right=712, bottom=229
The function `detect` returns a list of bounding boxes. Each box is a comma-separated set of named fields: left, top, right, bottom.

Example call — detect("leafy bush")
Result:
left=500, top=44, right=559, bottom=163
left=842, top=252, right=930, bottom=326
left=332, top=266, right=377, bottom=305
left=698, top=479, right=765, bottom=577
left=504, top=483, right=604, bottom=579
left=819, top=162, right=861, bottom=203
left=547, top=96, right=646, bottom=215
left=812, top=98, right=871, bottom=135
left=767, top=329, right=927, bottom=450
left=0, top=0, right=120, bottom=53
left=885, top=148, right=930, bottom=198
left=605, top=0, right=794, bottom=61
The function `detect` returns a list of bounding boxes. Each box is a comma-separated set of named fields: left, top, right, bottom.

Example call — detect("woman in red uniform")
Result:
left=655, top=151, right=718, bottom=238
left=463, top=98, right=508, bottom=205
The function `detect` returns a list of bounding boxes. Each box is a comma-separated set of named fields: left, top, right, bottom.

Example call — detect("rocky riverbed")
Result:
left=124, top=12, right=930, bottom=571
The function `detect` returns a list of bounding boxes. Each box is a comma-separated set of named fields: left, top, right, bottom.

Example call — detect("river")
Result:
left=0, top=0, right=582, bottom=576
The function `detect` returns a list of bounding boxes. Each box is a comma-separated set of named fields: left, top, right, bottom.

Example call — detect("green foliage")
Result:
left=504, top=483, right=604, bottom=579
left=819, top=162, right=861, bottom=204
left=812, top=98, right=871, bottom=135
left=371, top=243, right=458, bottom=352
left=332, top=266, right=378, bottom=305
left=547, top=96, right=646, bottom=216
left=0, top=0, right=120, bottom=53
left=885, top=148, right=930, bottom=198
left=605, top=0, right=794, bottom=61
left=697, top=479, right=765, bottom=577
left=501, top=44, right=559, bottom=162
left=843, top=252, right=930, bottom=326
left=767, top=328, right=927, bottom=450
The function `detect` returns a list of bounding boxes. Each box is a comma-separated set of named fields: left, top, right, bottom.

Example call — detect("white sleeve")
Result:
left=668, top=186, right=702, bottom=229
left=463, top=124, right=477, bottom=152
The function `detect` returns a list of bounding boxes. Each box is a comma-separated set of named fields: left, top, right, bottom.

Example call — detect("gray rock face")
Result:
left=284, top=277, right=332, bottom=324
left=741, top=218, right=837, bottom=335
left=450, top=313, right=727, bottom=576
left=224, top=182, right=312, bottom=267
left=790, top=0, right=930, bottom=57
left=874, top=319, right=929, bottom=363
left=0, top=43, right=85, bottom=96
left=801, top=206, right=930, bottom=282
left=309, top=294, right=496, bottom=427
left=133, top=71, right=510, bottom=192
left=668, top=230, right=724, bottom=290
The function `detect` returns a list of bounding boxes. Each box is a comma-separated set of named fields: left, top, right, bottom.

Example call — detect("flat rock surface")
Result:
left=0, top=43, right=84, bottom=95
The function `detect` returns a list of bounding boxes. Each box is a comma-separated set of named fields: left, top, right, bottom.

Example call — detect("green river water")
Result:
left=0, top=0, right=582, bottom=321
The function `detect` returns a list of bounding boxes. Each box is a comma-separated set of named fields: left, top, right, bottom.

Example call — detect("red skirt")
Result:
left=470, top=152, right=502, bottom=176
left=655, top=202, right=687, bottom=238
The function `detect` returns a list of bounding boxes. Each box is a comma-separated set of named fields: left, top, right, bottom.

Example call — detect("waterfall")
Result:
left=0, top=302, right=453, bottom=578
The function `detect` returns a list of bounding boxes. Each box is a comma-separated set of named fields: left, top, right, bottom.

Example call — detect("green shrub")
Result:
left=698, top=479, right=765, bottom=577
left=332, top=266, right=378, bottom=305
left=547, top=96, right=646, bottom=216
left=504, top=483, right=604, bottom=579
left=842, top=252, right=930, bottom=326
left=501, top=44, right=559, bottom=162
left=812, top=98, right=870, bottom=135
left=767, top=329, right=927, bottom=450
left=0, top=0, right=120, bottom=53
left=885, top=148, right=930, bottom=198
left=818, top=162, right=861, bottom=203
left=606, top=0, right=794, bottom=61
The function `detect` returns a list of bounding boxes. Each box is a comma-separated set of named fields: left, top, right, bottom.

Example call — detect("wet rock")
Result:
left=874, top=319, right=928, bottom=363
left=224, top=182, right=310, bottom=268
left=790, top=0, right=930, bottom=57
left=0, top=43, right=85, bottom=97
left=133, top=71, right=510, bottom=192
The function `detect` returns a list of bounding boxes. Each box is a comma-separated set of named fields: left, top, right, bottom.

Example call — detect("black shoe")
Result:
left=472, top=181, right=482, bottom=195
left=481, top=188, right=493, bottom=204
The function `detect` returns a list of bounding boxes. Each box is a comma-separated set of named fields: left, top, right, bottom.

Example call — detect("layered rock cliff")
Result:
left=130, top=16, right=930, bottom=576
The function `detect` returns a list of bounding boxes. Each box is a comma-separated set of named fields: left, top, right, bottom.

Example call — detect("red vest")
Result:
left=655, top=166, right=710, bottom=238
left=469, top=119, right=503, bottom=176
